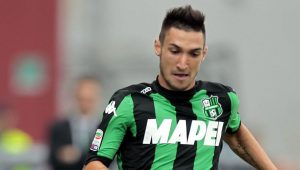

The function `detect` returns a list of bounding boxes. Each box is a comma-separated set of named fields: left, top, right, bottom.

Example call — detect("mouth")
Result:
left=173, top=73, right=189, bottom=80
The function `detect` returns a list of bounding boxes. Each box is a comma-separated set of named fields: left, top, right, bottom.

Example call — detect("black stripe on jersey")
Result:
left=118, top=93, right=156, bottom=170
left=170, top=100, right=197, bottom=170
left=203, top=81, right=232, bottom=170
left=99, top=83, right=152, bottom=136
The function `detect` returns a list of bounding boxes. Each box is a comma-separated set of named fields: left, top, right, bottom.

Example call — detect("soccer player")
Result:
left=84, top=5, right=277, bottom=170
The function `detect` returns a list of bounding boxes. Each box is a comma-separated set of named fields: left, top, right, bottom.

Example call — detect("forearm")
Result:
left=225, top=123, right=277, bottom=170
left=83, top=161, right=108, bottom=170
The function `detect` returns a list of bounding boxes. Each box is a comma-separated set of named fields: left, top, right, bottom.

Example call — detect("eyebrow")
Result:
left=169, top=43, right=203, bottom=51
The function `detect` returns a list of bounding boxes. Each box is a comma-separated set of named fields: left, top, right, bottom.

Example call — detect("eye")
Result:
left=171, top=50, right=179, bottom=54
left=190, top=52, right=201, bottom=58
left=169, top=48, right=180, bottom=54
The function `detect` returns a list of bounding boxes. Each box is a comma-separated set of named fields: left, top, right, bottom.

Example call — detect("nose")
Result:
left=176, top=54, right=188, bottom=70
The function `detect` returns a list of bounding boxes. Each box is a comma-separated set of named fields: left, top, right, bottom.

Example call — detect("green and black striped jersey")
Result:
left=85, top=79, right=241, bottom=170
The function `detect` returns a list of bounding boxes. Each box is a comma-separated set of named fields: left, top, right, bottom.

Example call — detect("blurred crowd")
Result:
left=0, top=75, right=119, bottom=170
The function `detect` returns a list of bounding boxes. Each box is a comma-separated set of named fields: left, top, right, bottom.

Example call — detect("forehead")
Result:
left=163, top=27, right=205, bottom=49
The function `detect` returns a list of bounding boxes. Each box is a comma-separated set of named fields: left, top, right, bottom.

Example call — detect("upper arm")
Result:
left=224, top=122, right=257, bottom=151
left=224, top=122, right=245, bottom=146
left=224, top=89, right=277, bottom=169
left=98, top=95, right=135, bottom=157
left=85, top=94, right=135, bottom=167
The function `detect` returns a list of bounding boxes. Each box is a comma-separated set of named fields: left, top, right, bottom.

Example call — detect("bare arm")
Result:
left=83, top=161, right=108, bottom=170
left=224, top=123, right=277, bottom=170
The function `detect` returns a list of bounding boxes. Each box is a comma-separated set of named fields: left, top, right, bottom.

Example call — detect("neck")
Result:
left=154, top=76, right=201, bottom=102
left=157, top=74, right=195, bottom=91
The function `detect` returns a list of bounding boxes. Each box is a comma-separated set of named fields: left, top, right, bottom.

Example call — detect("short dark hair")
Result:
left=75, top=75, right=102, bottom=88
left=159, top=5, right=206, bottom=45
left=78, top=75, right=101, bottom=84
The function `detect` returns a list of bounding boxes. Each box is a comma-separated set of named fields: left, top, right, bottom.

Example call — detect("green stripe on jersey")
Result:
left=98, top=95, right=136, bottom=159
left=150, top=93, right=178, bottom=170
left=117, top=154, right=123, bottom=170
left=190, top=90, right=215, bottom=169
left=227, top=92, right=241, bottom=132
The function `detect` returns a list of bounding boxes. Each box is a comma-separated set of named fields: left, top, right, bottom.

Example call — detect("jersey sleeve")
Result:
left=85, top=92, right=135, bottom=167
left=226, top=91, right=241, bottom=134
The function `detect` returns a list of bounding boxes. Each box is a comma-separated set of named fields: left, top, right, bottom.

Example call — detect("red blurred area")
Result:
left=0, top=0, right=58, bottom=142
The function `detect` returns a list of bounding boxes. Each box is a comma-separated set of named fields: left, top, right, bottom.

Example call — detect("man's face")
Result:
left=155, top=27, right=207, bottom=91
left=75, top=80, right=101, bottom=115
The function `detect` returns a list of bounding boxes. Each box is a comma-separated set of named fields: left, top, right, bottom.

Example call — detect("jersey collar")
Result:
left=152, top=76, right=202, bottom=101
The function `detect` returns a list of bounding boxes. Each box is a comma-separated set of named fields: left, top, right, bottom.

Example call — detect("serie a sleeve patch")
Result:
left=90, top=129, right=103, bottom=151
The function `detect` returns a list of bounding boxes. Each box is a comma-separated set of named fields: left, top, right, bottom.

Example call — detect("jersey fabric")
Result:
left=85, top=79, right=241, bottom=170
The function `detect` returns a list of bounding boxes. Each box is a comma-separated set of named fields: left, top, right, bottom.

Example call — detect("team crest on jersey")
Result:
left=90, top=129, right=103, bottom=151
left=202, top=96, right=223, bottom=120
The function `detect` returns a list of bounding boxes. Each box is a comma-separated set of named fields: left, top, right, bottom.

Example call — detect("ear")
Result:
left=201, top=45, right=208, bottom=63
left=154, top=39, right=161, bottom=56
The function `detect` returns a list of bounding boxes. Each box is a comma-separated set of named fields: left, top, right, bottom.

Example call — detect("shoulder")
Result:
left=199, top=81, right=240, bottom=107
left=108, top=82, right=152, bottom=107
left=199, top=80, right=236, bottom=93
left=112, top=82, right=151, bottom=99
left=102, top=83, right=152, bottom=118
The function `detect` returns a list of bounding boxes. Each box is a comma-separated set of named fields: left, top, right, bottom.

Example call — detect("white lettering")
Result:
left=187, top=120, right=206, bottom=145
left=143, top=119, right=171, bottom=144
left=169, top=120, right=187, bottom=144
left=141, top=87, right=152, bottom=94
left=143, top=119, right=224, bottom=146
left=215, top=122, right=224, bottom=146
left=204, top=121, right=218, bottom=146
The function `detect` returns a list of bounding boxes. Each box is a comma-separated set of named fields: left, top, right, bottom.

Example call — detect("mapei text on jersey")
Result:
left=143, top=119, right=224, bottom=146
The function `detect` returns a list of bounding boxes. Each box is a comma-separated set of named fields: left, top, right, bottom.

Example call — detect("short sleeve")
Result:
left=226, top=91, right=241, bottom=133
left=85, top=94, right=135, bottom=167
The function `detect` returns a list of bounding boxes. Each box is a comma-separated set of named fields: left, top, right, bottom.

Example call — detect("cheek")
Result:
left=160, top=58, right=169, bottom=73
left=191, top=61, right=202, bottom=72
left=164, top=53, right=177, bottom=65
left=160, top=54, right=173, bottom=68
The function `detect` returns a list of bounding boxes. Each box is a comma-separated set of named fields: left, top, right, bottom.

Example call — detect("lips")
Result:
left=173, top=73, right=189, bottom=80
left=174, top=73, right=188, bottom=77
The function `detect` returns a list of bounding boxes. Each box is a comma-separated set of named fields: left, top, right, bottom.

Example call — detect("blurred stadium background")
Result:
left=0, top=0, right=299, bottom=169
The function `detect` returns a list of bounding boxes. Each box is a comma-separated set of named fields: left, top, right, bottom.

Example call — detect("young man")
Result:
left=84, top=5, right=277, bottom=170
